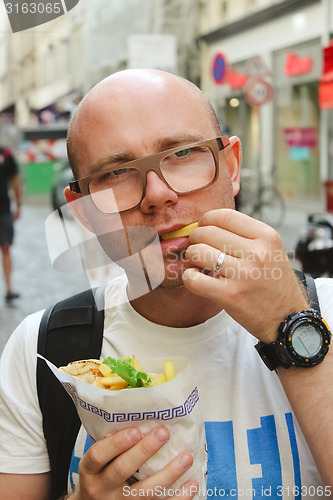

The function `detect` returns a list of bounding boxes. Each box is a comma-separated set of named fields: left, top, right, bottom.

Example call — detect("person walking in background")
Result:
left=0, top=146, right=21, bottom=302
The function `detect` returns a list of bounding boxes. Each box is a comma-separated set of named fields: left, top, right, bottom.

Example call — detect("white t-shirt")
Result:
left=1, top=276, right=333, bottom=499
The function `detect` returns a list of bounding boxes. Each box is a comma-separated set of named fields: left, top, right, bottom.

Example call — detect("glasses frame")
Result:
left=69, top=136, right=230, bottom=213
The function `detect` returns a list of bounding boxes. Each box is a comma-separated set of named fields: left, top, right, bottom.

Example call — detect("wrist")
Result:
left=263, top=304, right=311, bottom=344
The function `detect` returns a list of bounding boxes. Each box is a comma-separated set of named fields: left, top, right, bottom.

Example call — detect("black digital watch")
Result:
left=255, top=309, right=331, bottom=370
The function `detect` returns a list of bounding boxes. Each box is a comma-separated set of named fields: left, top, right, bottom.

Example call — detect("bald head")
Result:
left=67, top=69, right=221, bottom=179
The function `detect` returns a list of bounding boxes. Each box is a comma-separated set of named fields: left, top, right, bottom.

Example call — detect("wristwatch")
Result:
left=255, top=309, right=331, bottom=370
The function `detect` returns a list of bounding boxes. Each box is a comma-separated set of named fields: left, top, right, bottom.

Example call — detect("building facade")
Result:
left=198, top=0, right=333, bottom=203
left=0, top=0, right=202, bottom=193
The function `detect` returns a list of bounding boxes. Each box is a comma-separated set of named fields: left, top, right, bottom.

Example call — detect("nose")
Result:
left=140, top=170, right=178, bottom=213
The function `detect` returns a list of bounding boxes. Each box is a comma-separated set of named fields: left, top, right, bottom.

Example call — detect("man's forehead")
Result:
left=75, top=83, right=211, bottom=144
left=80, top=70, right=205, bottom=116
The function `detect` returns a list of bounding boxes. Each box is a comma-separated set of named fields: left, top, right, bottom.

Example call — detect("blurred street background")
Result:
left=0, top=198, right=90, bottom=353
left=1, top=0, right=333, bottom=352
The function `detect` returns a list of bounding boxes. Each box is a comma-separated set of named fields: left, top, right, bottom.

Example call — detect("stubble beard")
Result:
left=158, top=248, right=190, bottom=289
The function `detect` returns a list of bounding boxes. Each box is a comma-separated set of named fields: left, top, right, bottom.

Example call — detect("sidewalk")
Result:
left=0, top=201, right=90, bottom=354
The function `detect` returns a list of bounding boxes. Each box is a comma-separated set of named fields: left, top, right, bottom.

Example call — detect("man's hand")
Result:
left=183, top=209, right=309, bottom=343
left=70, top=425, right=198, bottom=500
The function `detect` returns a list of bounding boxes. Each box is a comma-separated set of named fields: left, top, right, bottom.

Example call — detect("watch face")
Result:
left=285, top=314, right=331, bottom=367
left=291, top=323, right=323, bottom=358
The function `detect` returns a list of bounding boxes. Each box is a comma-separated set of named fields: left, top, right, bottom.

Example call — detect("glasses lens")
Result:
left=86, top=142, right=217, bottom=213
left=89, top=167, right=143, bottom=213
left=160, top=145, right=216, bottom=193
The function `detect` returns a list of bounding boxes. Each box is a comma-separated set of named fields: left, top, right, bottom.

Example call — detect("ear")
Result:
left=222, top=135, right=241, bottom=197
left=64, top=186, right=95, bottom=232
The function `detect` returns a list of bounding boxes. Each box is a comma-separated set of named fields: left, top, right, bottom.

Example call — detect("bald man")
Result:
left=1, top=69, right=333, bottom=500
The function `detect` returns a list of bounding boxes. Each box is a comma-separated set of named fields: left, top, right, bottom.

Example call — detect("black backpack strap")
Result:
left=37, top=287, right=105, bottom=500
left=294, top=269, right=321, bottom=314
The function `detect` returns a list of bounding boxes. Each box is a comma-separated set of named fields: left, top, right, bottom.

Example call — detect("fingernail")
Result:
left=179, top=453, right=192, bottom=469
left=153, top=427, right=169, bottom=443
left=127, top=428, right=142, bottom=442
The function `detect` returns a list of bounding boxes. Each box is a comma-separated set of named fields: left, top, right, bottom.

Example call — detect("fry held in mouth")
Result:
left=59, top=355, right=175, bottom=391
left=161, top=222, right=198, bottom=241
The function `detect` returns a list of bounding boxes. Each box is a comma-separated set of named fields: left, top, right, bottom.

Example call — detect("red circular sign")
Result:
left=245, top=78, right=274, bottom=106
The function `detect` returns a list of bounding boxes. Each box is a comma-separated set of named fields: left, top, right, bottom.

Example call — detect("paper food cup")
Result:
left=40, top=355, right=207, bottom=497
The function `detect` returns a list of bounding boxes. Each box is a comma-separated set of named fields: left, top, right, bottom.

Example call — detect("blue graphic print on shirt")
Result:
left=247, top=415, right=282, bottom=496
left=205, top=420, right=238, bottom=495
left=69, top=434, right=94, bottom=491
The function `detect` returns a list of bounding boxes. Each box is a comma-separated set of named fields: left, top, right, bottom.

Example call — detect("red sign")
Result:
left=322, top=44, right=333, bottom=75
left=319, top=44, right=333, bottom=109
left=245, top=78, right=274, bottom=106
left=228, top=68, right=247, bottom=89
left=319, top=81, right=333, bottom=109
left=284, top=53, right=313, bottom=77
left=284, top=128, right=318, bottom=148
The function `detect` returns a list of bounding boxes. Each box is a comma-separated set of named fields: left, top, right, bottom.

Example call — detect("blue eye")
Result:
left=175, top=149, right=189, bottom=157
left=113, top=168, right=127, bottom=176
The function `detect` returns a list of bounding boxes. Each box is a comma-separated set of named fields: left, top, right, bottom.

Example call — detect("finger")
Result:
left=185, top=243, right=236, bottom=277
left=106, top=426, right=170, bottom=488
left=130, top=452, right=194, bottom=497
left=189, top=224, right=250, bottom=259
left=80, top=427, right=142, bottom=475
left=200, top=208, right=267, bottom=239
left=174, top=479, right=199, bottom=499
left=183, top=267, right=229, bottom=302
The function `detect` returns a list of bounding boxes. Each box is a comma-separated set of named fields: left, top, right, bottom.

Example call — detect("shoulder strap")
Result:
left=37, top=287, right=105, bottom=500
left=294, top=269, right=320, bottom=314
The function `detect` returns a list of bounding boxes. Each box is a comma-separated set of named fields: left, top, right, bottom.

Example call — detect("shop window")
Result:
left=275, top=81, right=320, bottom=200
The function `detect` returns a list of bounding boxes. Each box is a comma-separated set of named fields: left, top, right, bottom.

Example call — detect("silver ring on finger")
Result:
left=214, top=251, right=226, bottom=276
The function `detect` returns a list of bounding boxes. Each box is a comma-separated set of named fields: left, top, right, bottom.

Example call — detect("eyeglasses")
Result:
left=69, top=136, right=230, bottom=214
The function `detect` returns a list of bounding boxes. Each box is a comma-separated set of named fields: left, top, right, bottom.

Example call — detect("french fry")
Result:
left=164, top=360, right=175, bottom=381
left=98, top=363, right=113, bottom=377
left=149, top=372, right=167, bottom=386
left=132, top=355, right=143, bottom=372
left=161, top=222, right=198, bottom=241
left=94, top=376, right=128, bottom=390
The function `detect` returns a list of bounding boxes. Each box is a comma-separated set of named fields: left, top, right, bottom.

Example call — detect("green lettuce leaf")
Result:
left=102, top=357, right=152, bottom=388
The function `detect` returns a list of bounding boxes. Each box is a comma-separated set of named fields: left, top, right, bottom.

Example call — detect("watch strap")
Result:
left=255, top=341, right=290, bottom=371
left=305, top=276, right=320, bottom=313
left=293, top=270, right=321, bottom=314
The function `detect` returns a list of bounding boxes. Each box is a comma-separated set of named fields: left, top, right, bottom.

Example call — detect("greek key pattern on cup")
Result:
left=63, top=382, right=78, bottom=407
left=62, top=383, right=199, bottom=422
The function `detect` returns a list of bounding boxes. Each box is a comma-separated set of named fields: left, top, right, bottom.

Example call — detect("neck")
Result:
left=129, top=282, right=224, bottom=328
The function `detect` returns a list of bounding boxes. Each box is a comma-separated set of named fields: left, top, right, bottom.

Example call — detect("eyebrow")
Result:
left=154, top=133, right=208, bottom=151
left=88, top=133, right=209, bottom=176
